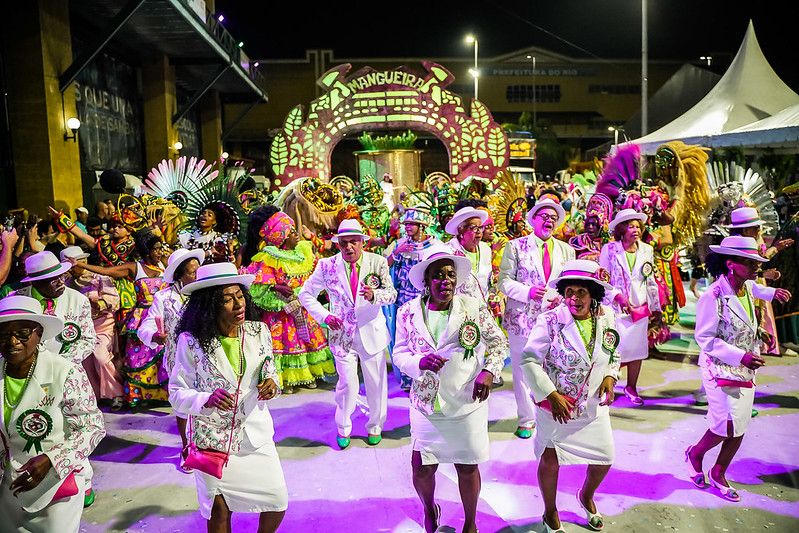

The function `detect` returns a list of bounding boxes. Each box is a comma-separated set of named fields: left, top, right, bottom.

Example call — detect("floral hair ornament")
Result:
left=260, top=212, right=295, bottom=248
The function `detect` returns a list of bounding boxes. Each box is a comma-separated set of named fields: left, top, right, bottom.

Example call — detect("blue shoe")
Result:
left=336, top=434, right=350, bottom=449
left=514, top=426, right=532, bottom=439
left=367, top=433, right=382, bottom=445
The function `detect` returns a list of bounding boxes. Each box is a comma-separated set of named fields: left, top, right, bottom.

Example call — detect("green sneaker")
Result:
left=367, top=433, right=382, bottom=446
left=514, top=427, right=532, bottom=439
left=751, top=409, right=759, bottom=418
left=83, top=488, right=95, bottom=508
left=336, top=434, right=350, bottom=449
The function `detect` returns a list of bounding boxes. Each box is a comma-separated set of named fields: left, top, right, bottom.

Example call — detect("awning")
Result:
left=63, top=0, right=268, bottom=124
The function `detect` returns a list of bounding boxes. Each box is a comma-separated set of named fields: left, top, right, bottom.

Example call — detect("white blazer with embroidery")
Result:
left=520, top=304, right=621, bottom=419
left=0, top=349, right=105, bottom=512
left=169, top=321, right=279, bottom=453
left=599, top=240, right=661, bottom=312
left=298, top=251, right=396, bottom=354
left=392, top=294, right=507, bottom=417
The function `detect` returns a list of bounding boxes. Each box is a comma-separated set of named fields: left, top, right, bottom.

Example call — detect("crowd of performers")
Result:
left=0, top=142, right=797, bottom=533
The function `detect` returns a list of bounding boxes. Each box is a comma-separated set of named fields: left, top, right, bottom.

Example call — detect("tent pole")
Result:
left=641, top=0, right=649, bottom=136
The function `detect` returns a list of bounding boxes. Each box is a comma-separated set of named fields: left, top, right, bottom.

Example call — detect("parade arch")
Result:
left=269, top=61, right=509, bottom=188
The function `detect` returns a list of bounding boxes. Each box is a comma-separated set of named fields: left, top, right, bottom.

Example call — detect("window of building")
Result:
left=506, top=84, right=561, bottom=103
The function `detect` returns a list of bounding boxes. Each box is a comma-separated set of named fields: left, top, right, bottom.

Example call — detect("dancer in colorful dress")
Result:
left=246, top=208, right=335, bottom=393
left=521, top=260, right=621, bottom=533
left=686, top=236, right=790, bottom=502
left=70, top=230, right=168, bottom=405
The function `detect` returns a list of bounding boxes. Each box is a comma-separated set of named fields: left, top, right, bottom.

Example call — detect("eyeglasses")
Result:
left=464, top=224, right=484, bottom=233
left=0, top=328, right=38, bottom=344
left=46, top=274, right=67, bottom=287
left=536, top=214, right=559, bottom=223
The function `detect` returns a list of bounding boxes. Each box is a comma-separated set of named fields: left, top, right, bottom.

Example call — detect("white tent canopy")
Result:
left=632, top=21, right=799, bottom=154
left=708, top=102, right=799, bottom=151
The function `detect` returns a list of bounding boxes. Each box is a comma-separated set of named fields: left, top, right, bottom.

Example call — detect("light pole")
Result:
left=608, top=126, right=623, bottom=146
left=527, top=54, right=536, bottom=130
left=466, top=35, right=479, bottom=100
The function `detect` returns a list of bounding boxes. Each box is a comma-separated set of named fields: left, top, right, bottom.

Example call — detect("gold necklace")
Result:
left=3, top=357, right=37, bottom=410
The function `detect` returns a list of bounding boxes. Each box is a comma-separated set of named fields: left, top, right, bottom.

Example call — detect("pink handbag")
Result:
left=629, top=304, right=651, bottom=322
left=716, top=378, right=754, bottom=388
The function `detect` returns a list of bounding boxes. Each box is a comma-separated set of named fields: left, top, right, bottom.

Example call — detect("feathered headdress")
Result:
left=595, top=144, right=642, bottom=201
left=183, top=171, right=250, bottom=241
left=142, top=156, right=218, bottom=210
left=487, top=169, right=528, bottom=237
left=705, top=161, right=778, bottom=237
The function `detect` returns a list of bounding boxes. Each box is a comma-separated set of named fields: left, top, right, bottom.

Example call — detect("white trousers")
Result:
left=331, top=333, right=388, bottom=436
left=0, top=465, right=86, bottom=533
left=509, top=333, right=536, bottom=429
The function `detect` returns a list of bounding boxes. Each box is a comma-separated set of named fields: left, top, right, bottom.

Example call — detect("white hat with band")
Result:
left=408, top=245, right=473, bottom=291
left=526, top=196, right=566, bottom=228
left=181, top=262, right=255, bottom=295
left=0, top=295, right=64, bottom=340
left=444, top=207, right=488, bottom=236
left=331, top=219, right=370, bottom=243
left=163, top=249, right=206, bottom=284
left=547, top=259, right=613, bottom=292
left=608, top=208, right=648, bottom=234
left=21, top=251, right=72, bottom=283
left=709, top=236, right=768, bottom=262
left=60, top=246, right=89, bottom=262
left=724, top=207, right=763, bottom=229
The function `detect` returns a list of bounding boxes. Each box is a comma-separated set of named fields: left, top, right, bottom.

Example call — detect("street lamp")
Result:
left=465, top=35, right=478, bottom=100
left=608, top=126, right=626, bottom=145
left=699, top=56, right=712, bottom=66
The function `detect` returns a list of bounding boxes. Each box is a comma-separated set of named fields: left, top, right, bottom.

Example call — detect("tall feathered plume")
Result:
left=595, top=144, right=642, bottom=201
left=705, top=161, right=778, bottom=237
left=142, top=156, right=218, bottom=210
left=487, top=169, right=528, bottom=237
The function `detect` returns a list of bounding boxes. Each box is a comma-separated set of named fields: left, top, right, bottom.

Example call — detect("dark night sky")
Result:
left=215, top=1, right=798, bottom=92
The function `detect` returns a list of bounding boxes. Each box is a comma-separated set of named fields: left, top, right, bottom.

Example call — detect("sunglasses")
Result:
left=0, top=328, right=39, bottom=344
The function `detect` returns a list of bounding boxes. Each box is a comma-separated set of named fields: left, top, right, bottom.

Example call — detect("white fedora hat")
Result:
left=59, top=246, right=89, bottom=262
left=526, top=197, right=566, bottom=228
left=444, top=207, right=488, bottom=236
left=163, top=249, right=206, bottom=285
left=408, top=245, right=473, bottom=292
left=548, top=259, right=613, bottom=292
left=608, top=208, right=648, bottom=234
left=181, top=262, right=255, bottom=295
left=0, top=295, right=64, bottom=340
left=724, top=207, right=763, bottom=229
left=21, top=251, right=72, bottom=283
left=331, top=219, right=370, bottom=243
left=709, top=236, right=768, bottom=263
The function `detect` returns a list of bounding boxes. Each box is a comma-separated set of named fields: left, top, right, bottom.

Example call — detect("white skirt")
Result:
left=533, top=405, right=615, bottom=465
left=701, top=366, right=755, bottom=437
left=410, top=403, right=489, bottom=465
left=195, top=433, right=288, bottom=520
left=0, top=464, right=86, bottom=533
left=616, top=314, right=649, bottom=363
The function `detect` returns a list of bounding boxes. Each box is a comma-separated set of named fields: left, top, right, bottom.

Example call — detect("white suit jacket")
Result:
left=520, top=304, right=621, bottom=419
left=598, top=240, right=661, bottom=312
left=695, top=276, right=775, bottom=382
left=13, top=286, right=96, bottom=365
left=393, top=295, right=507, bottom=416
left=139, top=285, right=185, bottom=373
left=169, top=321, right=280, bottom=453
left=498, top=234, right=574, bottom=339
left=0, top=349, right=105, bottom=512
left=298, top=251, right=396, bottom=354
left=446, top=239, right=492, bottom=302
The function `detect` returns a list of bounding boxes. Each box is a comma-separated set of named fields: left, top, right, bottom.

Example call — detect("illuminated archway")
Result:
left=269, top=61, right=509, bottom=188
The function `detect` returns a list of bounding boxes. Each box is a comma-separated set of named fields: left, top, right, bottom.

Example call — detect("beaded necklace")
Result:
left=3, top=357, right=37, bottom=410
left=575, top=314, right=598, bottom=358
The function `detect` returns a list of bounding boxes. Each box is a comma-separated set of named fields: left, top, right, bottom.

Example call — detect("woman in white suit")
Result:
left=0, top=295, right=106, bottom=533
left=685, top=236, right=790, bottom=502
left=521, top=260, right=621, bottom=533
left=444, top=206, right=492, bottom=302
left=169, top=263, right=287, bottom=533
left=393, top=246, right=507, bottom=533
left=599, top=209, right=662, bottom=406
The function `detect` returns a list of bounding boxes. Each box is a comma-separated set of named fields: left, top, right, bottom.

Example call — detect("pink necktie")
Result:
left=349, top=263, right=358, bottom=300
left=43, top=299, right=56, bottom=315
left=542, top=242, right=552, bottom=282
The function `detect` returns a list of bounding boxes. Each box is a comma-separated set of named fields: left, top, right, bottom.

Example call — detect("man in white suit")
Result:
left=299, top=219, right=397, bottom=449
left=498, top=195, right=575, bottom=439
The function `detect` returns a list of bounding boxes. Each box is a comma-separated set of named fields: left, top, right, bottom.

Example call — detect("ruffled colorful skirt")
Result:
left=123, top=306, right=169, bottom=404
left=264, top=309, right=336, bottom=387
